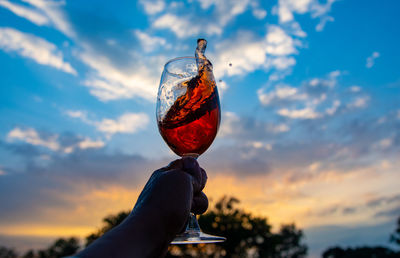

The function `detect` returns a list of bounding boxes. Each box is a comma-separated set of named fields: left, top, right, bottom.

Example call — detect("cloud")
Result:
left=218, top=111, right=290, bottom=141
left=347, top=96, right=370, bottom=109
left=274, top=0, right=337, bottom=31
left=22, top=0, right=75, bottom=38
left=151, top=0, right=267, bottom=39
left=0, top=0, right=49, bottom=26
left=96, top=113, right=149, bottom=136
left=349, top=85, right=361, bottom=92
left=213, top=32, right=267, bottom=77
left=139, top=0, right=166, bottom=15
left=265, top=25, right=298, bottom=56
left=366, top=51, right=380, bottom=68
left=153, top=13, right=222, bottom=38
left=2, top=0, right=164, bottom=103
left=0, top=149, right=158, bottom=238
left=66, top=110, right=150, bottom=137
left=258, top=84, right=307, bottom=105
left=77, top=138, right=105, bottom=150
left=219, top=111, right=240, bottom=137
left=0, top=0, right=75, bottom=38
left=194, top=0, right=267, bottom=27
left=79, top=48, right=161, bottom=101
left=212, top=25, right=299, bottom=78
left=325, top=100, right=340, bottom=115
left=2, top=0, right=162, bottom=103
left=278, top=107, right=321, bottom=119
left=252, top=8, right=267, bottom=19
left=6, top=127, right=104, bottom=154
left=65, top=110, right=88, bottom=121
left=134, top=30, right=168, bottom=52
left=0, top=27, right=76, bottom=75
left=7, top=127, right=60, bottom=151
left=315, top=16, right=334, bottom=31
left=257, top=70, right=367, bottom=120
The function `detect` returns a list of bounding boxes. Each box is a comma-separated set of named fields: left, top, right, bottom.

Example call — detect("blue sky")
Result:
left=0, top=0, right=400, bottom=256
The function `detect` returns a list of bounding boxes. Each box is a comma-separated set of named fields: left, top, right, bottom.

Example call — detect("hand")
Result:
left=132, top=156, right=209, bottom=237
left=77, top=157, right=208, bottom=258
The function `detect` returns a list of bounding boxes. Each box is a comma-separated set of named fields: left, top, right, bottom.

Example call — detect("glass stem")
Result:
left=186, top=213, right=201, bottom=233
left=182, top=153, right=199, bottom=159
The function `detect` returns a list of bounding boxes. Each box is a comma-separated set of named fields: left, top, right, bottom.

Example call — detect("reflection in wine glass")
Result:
left=156, top=40, right=225, bottom=244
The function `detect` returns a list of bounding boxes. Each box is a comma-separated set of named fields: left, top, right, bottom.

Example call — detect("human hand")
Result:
left=131, top=156, right=209, bottom=238
left=77, top=157, right=208, bottom=258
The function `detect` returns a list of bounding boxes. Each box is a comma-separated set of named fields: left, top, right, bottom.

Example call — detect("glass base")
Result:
left=171, top=231, right=226, bottom=244
left=171, top=213, right=226, bottom=244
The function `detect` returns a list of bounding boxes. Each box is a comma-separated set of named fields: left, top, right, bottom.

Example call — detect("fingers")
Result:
left=165, top=159, right=183, bottom=170
left=191, top=191, right=209, bottom=215
left=182, top=157, right=206, bottom=193
left=164, top=157, right=207, bottom=193
left=200, top=168, right=207, bottom=191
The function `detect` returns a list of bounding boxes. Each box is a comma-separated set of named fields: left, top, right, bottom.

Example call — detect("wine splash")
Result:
left=158, top=39, right=221, bottom=156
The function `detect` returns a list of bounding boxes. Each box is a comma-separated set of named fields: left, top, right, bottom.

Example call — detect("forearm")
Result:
left=77, top=210, right=173, bottom=258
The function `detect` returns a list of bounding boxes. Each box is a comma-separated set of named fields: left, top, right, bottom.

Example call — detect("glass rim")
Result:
left=164, top=56, right=198, bottom=76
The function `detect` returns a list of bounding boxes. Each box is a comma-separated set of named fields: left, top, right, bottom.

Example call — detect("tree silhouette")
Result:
left=0, top=246, right=18, bottom=258
left=322, top=246, right=398, bottom=258
left=390, top=216, right=400, bottom=247
left=167, top=196, right=307, bottom=257
left=81, top=196, right=307, bottom=257
left=322, top=216, right=400, bottom=258
left=18, top=237, right=80, bottom=258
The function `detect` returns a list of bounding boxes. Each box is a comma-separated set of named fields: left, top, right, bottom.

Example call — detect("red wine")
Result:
left=158, top=39, right=220, bottom=156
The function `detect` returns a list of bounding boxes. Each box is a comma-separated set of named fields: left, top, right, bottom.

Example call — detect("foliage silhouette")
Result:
left=82, top=196, right=307, bottom=257
left=322, top=246, right=398, bottom=258
left=167, top=196, right=307, bottom=257
left=11, top=237, right=80, bottom=258
left=0, top=246, right=18, bottom=258
left=390, top=216, right=400, bottom=247
left=322, top=216, right=400, bottom=258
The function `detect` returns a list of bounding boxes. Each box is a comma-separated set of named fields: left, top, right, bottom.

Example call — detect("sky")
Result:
left=0, top=0, right=399, bottom=256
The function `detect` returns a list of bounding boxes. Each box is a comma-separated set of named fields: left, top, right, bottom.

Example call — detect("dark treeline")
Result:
left=0, top=197, right=399, bottom=258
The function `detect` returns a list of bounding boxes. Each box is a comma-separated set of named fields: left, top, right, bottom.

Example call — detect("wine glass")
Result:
left=156, top=56, right=225, bottom=244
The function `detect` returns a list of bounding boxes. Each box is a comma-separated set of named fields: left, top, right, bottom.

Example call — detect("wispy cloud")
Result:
left=278, top=107, right=321, bottom=119
left=0, top=0, right=75, bottom=38
left=139, top=0, right=166, bottom=15
left=66, top=110, right=149, bottom=137
left=218, top=111, right=290, bottom=140
left=6, top=127, right=104, bottom=153
left=0, top=27, right=76, bottom=75
left=366, top=51, right=380, bottom=68
left=150, top=0, right=267, bottom=38
left=0, top=0, right=49, bottom=26
left=212, top=25, right=300, bottom=78
left=153, top=13, right=221, bottom=38
left=96, top=113, right=149, bottom=136
left=256, top=70, right=372, bottom=120
left=258, top=84, right=307, bottom=105
left=316, top=16, right=334, bottom=31
left=134, top=30, right=169, bottom=53
left=22, top=0, right=75, bottom=38
left=7, top=127, right=60, bottom=151
left=275, top=0, right=337, bottom=31
left=347, top=96, right=370, bottom=109
left=79, top=47, right=160, bottom=101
